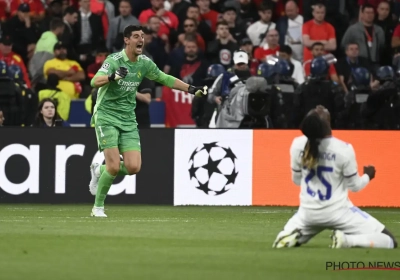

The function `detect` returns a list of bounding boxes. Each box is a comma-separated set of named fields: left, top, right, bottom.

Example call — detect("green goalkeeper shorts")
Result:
left=94, top=124, right=141, bottom=153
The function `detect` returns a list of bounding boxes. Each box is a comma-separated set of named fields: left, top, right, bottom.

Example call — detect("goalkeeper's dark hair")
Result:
left=300, top=112, right=326, bottom=169
left=123, top=25, right=143, bottom=38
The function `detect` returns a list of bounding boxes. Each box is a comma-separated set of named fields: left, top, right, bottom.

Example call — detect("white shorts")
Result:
left=282, top=206, right=385, bottom=244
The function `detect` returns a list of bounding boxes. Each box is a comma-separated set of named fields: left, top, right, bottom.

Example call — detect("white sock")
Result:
left=94, top=165, right=101, bottom=177
left=346, top=233, right=394, bottom=249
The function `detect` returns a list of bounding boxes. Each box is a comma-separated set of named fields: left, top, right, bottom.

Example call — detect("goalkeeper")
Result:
left=89, top=25, right=207, bottom=217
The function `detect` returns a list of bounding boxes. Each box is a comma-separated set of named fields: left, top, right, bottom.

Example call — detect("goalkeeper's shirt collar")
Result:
left=121, top=49, right=141, bottom=63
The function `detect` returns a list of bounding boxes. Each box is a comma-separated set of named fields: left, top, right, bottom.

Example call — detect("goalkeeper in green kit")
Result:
left=89, top=25, right=207, bottom=217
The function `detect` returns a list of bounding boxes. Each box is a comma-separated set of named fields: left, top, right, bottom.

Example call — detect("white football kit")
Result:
left=274, top=136, right=395, bottom=248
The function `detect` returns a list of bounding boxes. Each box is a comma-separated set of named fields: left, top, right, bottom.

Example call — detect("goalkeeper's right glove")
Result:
left=108, top=66, right=128, bottom=82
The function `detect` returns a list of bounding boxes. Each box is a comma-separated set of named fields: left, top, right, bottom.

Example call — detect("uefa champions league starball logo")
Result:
left=188, top=142, right=239, bottom=195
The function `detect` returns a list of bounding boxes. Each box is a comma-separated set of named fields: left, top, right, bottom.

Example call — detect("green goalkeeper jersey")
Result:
left=90, top=50, right=176, bottom=129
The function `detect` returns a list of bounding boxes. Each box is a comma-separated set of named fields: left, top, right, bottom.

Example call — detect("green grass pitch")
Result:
left=0, top=205, right=399, bottom=280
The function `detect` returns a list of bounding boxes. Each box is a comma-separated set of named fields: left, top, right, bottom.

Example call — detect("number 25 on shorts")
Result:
left=305, top=166, right=333, bottom=201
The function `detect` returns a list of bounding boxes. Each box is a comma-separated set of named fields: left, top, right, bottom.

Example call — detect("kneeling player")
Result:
left=273, top=105, right=397, bottom=249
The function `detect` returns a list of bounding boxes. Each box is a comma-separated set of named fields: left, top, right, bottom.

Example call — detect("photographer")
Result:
left=293, top=55, right=345, bottom=128
left=257, top=58, right=297, bottom=128
left=338, top=67, right=372, bottom=129
left=192, top=64, right=225, bottom=128
left=8, top=64, right=38, bottom=126
left=361, top=66, right=400, bottom=129
left=0, top=61, right=24, bottom=126
left=208, top=50, right=252, bottom=107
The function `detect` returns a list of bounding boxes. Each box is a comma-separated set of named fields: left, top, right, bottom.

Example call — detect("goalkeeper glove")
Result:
left=108, top=66, right=128, bottom=82
left=188, top=85, right=208, bottom=97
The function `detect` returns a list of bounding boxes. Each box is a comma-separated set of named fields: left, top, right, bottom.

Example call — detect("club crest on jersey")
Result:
left=100, top=62, right=110, bottom=71
left=137, top=71, right=141, bottom=78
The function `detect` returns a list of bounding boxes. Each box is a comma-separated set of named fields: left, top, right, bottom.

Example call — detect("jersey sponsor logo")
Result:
left=100, top=62, right=110, bottom=71
left=117, top=80, right=140, bottom=91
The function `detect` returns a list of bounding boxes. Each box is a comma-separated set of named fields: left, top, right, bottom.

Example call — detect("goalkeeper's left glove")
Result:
left=188, top=85, right=208, bottom=97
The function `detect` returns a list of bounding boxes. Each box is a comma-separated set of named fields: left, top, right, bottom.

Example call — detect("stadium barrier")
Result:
left=175, top=129, right=400, bottom=207
left=1, top=128, right=399, bottom=207
left=0, top=128, right=174, bottom=204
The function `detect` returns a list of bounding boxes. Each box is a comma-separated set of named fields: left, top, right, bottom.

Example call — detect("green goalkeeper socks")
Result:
left=94, top=170, right=116, bottom=207
left=99, top=162, right=129, bottom=176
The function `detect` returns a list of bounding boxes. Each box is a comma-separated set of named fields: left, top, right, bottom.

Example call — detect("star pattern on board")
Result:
left=188, top=142, right=239, bottom=196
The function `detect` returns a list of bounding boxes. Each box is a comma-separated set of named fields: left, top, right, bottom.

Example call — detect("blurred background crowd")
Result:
left=1, top=0, right=400, bottom=129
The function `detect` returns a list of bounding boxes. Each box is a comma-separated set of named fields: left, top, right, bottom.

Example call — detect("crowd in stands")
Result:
left=1, top=0, right=400, bottom=127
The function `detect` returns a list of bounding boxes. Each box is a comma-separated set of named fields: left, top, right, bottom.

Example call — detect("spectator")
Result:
left=276, top=0, right=304, bottom=62
left=0, top=1, right=7, bottom=22
left=375, top=1, right=395, bottom=65
left=169, top=38, right=209, bottom=86
left=90, top=0, right=115, bottom=39
left=0, top=36, right=31, bottom=88
left=2, top=3, right=37, bottom=65
left=33, top=98, right=70, bottom=127
left=304, top=42, right=339, bottom=83
left=170, top=0, right=191, bottom=25
left=107, top=0, right=139, bottom=52
left=164, top=33, right=197, bottom=74
left=206, top=21, right=238, bottom=68
left=208, top=50, right=251, bottom=105
left=38, top=74, right=71, bottom=121
left=237, top=0, right=260, bottom=26
left=43, top=42, right=85, bottom=99
left=177, top=18, right=206, bottom=51
left=0, top=61, right=24, bottom=126
left=139, top=0, right=179, bottom=39
left=302, top=3, right=336, bottom=63
left=0, top=106, right=4, bottom=126
left=181, top=4, right=214, bottom=43
left=87, top=46, right=109, bottom=79
left=35, top=18, right=65, bottom=54
left=239, top=37, right=259, bottom=76
left=40, top=0, right=63, bottom=32
left=10, top=0, right=45, bottom=22
left=145, top=19, right=168, bottom=69
left=8, top=64, right=38, bottom=125
left=254, top=29, right=280, bottom=62
left=278, top=44, right=305, bottom=84
left=335, top=42, right=378, bottom=93
left=246, top=3, right=275, bottom=47
left=75, top=0, right=105, bottom=69
left=221, top=6, right=247, bottom=42
left=60, top=7, right=79, bottom=60
left=342, top=4, right=385, bottom=68
left=196, top=0, right=220, bottom=33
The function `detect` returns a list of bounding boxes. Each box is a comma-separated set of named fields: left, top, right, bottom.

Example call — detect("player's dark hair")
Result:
left=300, top=112, right=326, bottom=169
left=311, top=42, right=324, bottom=50
left=50, top=18, right=64, bottom=31
left=280, top=45, right=292, bottom=55
left=123, top=25, right=143, bottom=38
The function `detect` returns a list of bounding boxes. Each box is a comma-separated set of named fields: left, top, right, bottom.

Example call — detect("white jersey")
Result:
left=290, top=136, right=370, bottom=212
